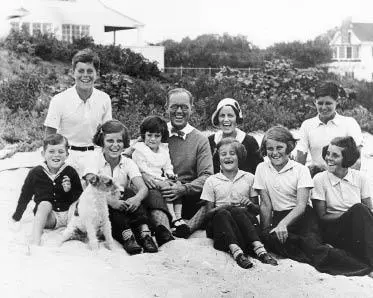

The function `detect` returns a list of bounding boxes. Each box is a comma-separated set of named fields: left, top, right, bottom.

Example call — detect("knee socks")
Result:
left=252, top=241, right=267, bottom=257
left=121, top=229, right=133, bottom=241
left=229, top=243, right=244, bottom=259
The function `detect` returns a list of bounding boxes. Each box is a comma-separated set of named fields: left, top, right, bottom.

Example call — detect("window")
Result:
left=332, top=47, right=337, bottom=59
left=346, top=47, right=351, bottom=58
left=339, top=46, right=346, bottom=58
left=72, top=25, right=80, bottom=39
left=32, top=23, right=41, bottom=35
left=345, top=72, right=354, bottom=79
left=62, top=24, right=90, bottom=42
left=62, top=24, right=71, bottom=42
left=348, top=32, right=352, bottom=44
left=81, top=25, right=89, bottom=37
left=353, top=46, right=359, bottom=59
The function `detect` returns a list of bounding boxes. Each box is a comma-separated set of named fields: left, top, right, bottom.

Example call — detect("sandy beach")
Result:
left=2, top=132, right=373, bottom=298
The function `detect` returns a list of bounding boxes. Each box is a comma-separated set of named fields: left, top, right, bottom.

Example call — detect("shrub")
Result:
left=3, top=31, right=160, bottom=79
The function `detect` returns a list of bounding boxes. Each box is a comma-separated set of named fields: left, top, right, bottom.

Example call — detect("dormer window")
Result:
left=348, top=32, right=352, bottom=44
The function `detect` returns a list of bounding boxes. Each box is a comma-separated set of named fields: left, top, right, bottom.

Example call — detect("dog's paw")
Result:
left=104, top=241, right=115, bottom=250
left=88, top=241, right=99, bottom=250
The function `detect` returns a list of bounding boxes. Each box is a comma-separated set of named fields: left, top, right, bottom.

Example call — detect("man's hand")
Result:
left=62, top=175, right=71, bottom=192
left=239, top=197, right=253, bottom=207
left=125, top=196, right=142, bottom=213
left=270, top=224, right=288, bottom=244
left=141, top=172, right=163, bottom=189
left=160, top=181, right=186, bottom=202
left=109, top=199, right=128, bottom=211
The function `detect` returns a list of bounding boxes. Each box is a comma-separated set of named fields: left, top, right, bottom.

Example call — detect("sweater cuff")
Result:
left=12, top=213, right=21, bottom=222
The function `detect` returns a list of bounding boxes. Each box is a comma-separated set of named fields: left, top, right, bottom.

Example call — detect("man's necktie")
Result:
left=171, top=127, right=185, bottom=139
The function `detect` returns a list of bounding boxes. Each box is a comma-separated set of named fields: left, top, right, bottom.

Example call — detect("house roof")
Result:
left=7, top=0, right=144, bottom=31
left=352, top=23, right=373, bottom=42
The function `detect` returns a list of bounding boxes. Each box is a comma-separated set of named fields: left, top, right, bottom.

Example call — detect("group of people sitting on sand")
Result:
left=10, top=48, right=373, bottom=276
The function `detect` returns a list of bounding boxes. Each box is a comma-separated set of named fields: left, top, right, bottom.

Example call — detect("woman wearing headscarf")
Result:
left=208, top=98, right=263, bottom=174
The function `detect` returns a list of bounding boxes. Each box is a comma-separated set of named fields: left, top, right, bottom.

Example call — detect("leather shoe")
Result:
left=236, top=253, right=253, bottom=269
left=122, top=235, right=142, bottom=255
left=155, top=225, right=175, bottom=247
left=258, top=253, right=278, bottom=266
left=140, top=235, right=158, bottom=253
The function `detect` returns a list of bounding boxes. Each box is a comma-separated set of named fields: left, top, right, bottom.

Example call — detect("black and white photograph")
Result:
left=1, top=0, right=373, bottom=297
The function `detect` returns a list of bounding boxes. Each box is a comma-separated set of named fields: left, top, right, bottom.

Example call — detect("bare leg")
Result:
left=185, top=205, right=207, bottom=233
left=150, top=209, right=171, bottom=230
left=31, top=201, right=55, bottom=246
left=174, top=203, right=182, bottom=221
left=167, top=203, right=177, bottom=222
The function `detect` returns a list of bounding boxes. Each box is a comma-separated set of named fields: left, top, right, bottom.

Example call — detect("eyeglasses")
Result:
left=169, top=104, right=190, bottom=112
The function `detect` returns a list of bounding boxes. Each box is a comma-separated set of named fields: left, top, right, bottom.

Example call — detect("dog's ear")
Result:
left=88, top=174, right=99, bottom=186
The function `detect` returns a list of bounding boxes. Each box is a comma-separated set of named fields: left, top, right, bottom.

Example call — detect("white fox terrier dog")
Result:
left=61, top=174, right=121, bottom=250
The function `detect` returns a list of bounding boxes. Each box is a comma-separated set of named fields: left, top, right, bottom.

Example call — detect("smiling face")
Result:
left=325, top=144, right=345, bottom=175
left=315, top=96, right=337, bottom=123
left=73, top=62, right=97, bottom=93
left=266, top=139, right=289, bottom=171
left=219, top=143, right=239, bottom=173
left=42, top=143, right=68, bottom=174
left=167, top=92, right=192, bottom=130
left=144, top=131, right=162, bottom=152
left=102, top=132, right=124, bottom=163
left=218, top=106, right=237, bottom=137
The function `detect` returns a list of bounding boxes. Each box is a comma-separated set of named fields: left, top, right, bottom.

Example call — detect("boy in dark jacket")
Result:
left=11, top=134, right=82, bottom=245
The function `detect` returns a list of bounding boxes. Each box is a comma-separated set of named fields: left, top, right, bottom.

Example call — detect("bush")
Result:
left=2, top=30, right=160, bottom=79
left=0, top=105, right=45, bottom=151
left=0, top=71, right=43, bottom=110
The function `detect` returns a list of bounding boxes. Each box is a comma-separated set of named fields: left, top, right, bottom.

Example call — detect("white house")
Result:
left=329, top=18, right=373, bottom=82
left=5, top=0, right=164, bottom=69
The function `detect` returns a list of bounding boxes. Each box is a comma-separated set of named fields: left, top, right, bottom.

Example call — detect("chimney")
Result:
left=341, top=17, right=352, bottom=43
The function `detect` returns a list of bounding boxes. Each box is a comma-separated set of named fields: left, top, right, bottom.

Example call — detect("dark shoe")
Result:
left=155, top=225, right=175, bottom=247
left=140, top=235, right=158, bottom=253
left=122, top=235, right=142, bottom=255
left=258, top=253, right=278, bottom=266
left=236, top=253, right=253, bottom=269
left=172, top=223, right=191, bottom=239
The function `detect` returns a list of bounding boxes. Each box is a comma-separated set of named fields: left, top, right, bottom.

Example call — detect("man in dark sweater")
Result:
left=11, top=134, right=82, bottom=245
left=142, top=88, right=213, bottom=243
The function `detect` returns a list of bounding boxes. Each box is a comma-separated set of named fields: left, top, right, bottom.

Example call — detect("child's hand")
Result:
left=62, top=175, right=71, bottom=192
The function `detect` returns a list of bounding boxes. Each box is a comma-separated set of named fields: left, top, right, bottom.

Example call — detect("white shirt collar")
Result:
left=41, top=162, right=68, bottom=181
left=214, top=128, right=246, bottom=144
left=316, top=112, right=342, bottom=126
left=215, top=170, right=247, bottom=182
left=167, top=123, right=194, bottom=140
left=327, top=169, right=357, bottom=187
left=267, top=159, right=296, bottom=174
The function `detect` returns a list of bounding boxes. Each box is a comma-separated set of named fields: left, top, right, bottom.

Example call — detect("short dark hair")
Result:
left=216, top=138, right=247, bottom=165
left=43, top=133, right=69, bottom=151
left=72, top=48, right=100, bottom=71
left=166, top=88, right=194, bottom=107
left=140, top=116, right=169, bottom=143
left=93, top=119, right=130, bottom=148
left=322, top=136, right=360, bottom=168
left=315, top=81, right=340, bottom=100
left=260, top=125, right=297, bottom=156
